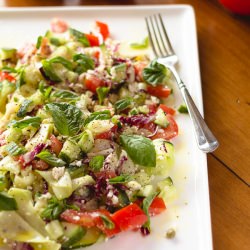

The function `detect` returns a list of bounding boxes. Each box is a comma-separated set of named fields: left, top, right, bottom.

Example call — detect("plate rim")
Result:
left=0, top=5, right=212, bottom=250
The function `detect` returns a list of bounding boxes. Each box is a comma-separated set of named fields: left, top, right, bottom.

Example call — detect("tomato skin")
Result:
left=86, top=34, right=100, bottom=47
left=51, top=18, right=68, bottom=33
left=219, top=0, right=250, bottom=15
left=0, top=71, right=15, bottom=82
left=148, top=197, right=166, bottom=216
left=96, top=21, right=109, bottom=40
left=152, top=114, right=178, bottom=140
left=134, top=62, right=148, bottom=81
left=60, top=209, right=120, bottom=237
left=112, top=203, right=148, bottom=231
left=31, top=159, right=49, bottom=170
left=61, top=209, right=97, bottom=228
left=147, top=85, right=171, bottom=98
left=85, top=74, right=104, bottom=93
left=95, top=125, right=118, bottom=140
left=159, top=104, right=175, bottom=115
left=50, top=135, right=63, bottom=155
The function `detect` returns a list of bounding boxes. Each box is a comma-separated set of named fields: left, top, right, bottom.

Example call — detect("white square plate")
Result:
left=0, top=5, right=212, bottom=250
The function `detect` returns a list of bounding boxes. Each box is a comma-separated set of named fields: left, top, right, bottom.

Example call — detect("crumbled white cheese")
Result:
left=52, top=167, right=65, bottom=180
left=127, top=181, right=141, bottom=191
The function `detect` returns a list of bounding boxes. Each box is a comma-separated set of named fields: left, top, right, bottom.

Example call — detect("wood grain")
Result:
left=208, top=154, right=250, bottom=250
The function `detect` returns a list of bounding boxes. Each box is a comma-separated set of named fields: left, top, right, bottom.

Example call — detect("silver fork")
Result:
left=145, top=14, right=219, bottom=153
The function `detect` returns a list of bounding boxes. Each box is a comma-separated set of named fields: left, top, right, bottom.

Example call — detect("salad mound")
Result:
left=0, top=18, right=178, bottom=250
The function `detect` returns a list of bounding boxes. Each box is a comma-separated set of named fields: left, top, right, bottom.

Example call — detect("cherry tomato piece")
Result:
left=96, top=21, right=110, bottom=40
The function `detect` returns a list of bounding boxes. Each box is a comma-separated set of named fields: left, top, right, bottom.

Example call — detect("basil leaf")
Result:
left=41, top=60, right=61, bottom=82
left=41, top=196, right=64, bottom=220
left=36, top=150, right=66, bottom=167
left=5, top=142, right=27, bottom=156
left=50, top=56, right=73, bottom=71
left=99, top=214, right=115, bottom=229
left=114, top=98, right=132, bottom=112
left=0, top=193, right=17, bottom=211
left=17, top=99, right=33, bottom=118
left=142, top=59, right=170, bottom=86
left=51, top=89, right=79, bottom=101
left=109, top=174, right=131, bottom=184
left=73, top=54, right=95, bottom=74
left=89, top=155, right=104, bottom=171
left=178, top=104, right=188, bottom=114
left=120, top=135, right=156, bottom=167
left=96, top=87, right=109, bottom=105
left=12, top=117, right=41, bottom=129
left=46, top=103, right=84, bottom=136
left=130, top=37, right=149, bottom=49
left=84, top=110, right=111, bottom=126
left=142, top=192, right=158, bottom=231
left=36, top=36, right=43, bottom=49
left=69, top=28, right=90, bottom=47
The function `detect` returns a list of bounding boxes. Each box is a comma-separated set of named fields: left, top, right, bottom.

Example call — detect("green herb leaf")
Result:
left=178, top=104, right=188, bottom=114
left=1, top=66, right=17, bottom=73
left=46, top=103, right=84, bottom=136
left=130, top=37, right=149, bottom=49
left=39, top=81, right=52, bottom=99
left=142, top=59, right=170, bottom=86
left=120, top=135, right=156, bottom=167
left=5, top=142, right=27, bottom=156
left=114, top=98, right=132, bottom=112
left=16, top=68, right=25, bottom=88
left=41, top=60, right=62, bottom=82
left=142, top=192, right=158, bottom=231
left=50, top=37, right=61, bottom=46
left=69, top=28, right=90, bottom=47
left=12, top=117, right=41, bottom=129
left=89, top=155, right=104, bottom=171
left=0, top=193, right=17, bottom=211
left=16, top=99, right=33, bottom=118
left=49, top=56, right=73, bottom=71
left=36, top=36, right=43, bottom=49
left=84, top=110, right=111, bottom=126
left=36, top=150, right=66, bottom=167
left=96, top=87, right=109, bottom=105
left=109, top=174, right=131, bottom=184
left=41, top=196, right=64, bottom=220
left=99, top=214, right=115, bottom=229
left=51, top=89, right=79, bottom=101
left=73, top=54, right=95, bottom=74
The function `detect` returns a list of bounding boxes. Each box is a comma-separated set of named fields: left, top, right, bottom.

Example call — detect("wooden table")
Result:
left=1, top=0, right=249, bottom=249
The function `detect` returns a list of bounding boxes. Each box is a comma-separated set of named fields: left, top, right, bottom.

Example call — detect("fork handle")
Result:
left=169, top=66, right=219, bottom=153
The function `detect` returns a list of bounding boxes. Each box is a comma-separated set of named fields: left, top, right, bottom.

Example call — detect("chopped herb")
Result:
left=84, top=110, right=111, bottom=126
left=73, top=54, right=95, bottom=74
left=36, top=150, right=66, bottom=167
left=178, top=104, right=188, bottom=114
left=142, top=59, right=170, bottom=86
left=109, top=175, right=131, bottom=184
left=69, top=28, right=90, bottom=47
left=36, top=36, right=43, bottom=49
left=114, top=98, right=132, bottom=112
left=89, top=155, right=104, bottom=171
left=11, top=117, right=41, bottom=129
left=99, top=214, right=115, bottom=229
left=96, top=87, right=109, bottom=105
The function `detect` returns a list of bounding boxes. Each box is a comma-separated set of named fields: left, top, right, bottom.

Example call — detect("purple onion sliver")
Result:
left=140, top=226, right=150, bottom=236
left=12, top=242, right=34, bottom=250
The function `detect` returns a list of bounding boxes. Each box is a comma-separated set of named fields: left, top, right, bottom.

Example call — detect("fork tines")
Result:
left=145, top=14, right=175, bottom=58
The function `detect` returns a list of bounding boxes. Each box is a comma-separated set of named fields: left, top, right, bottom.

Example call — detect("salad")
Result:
left=0, top=18, right=179, bottom=250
